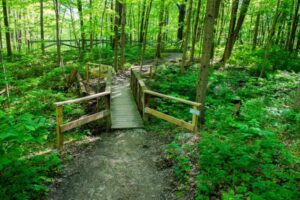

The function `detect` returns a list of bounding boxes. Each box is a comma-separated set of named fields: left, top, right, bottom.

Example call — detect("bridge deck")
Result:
left=111, top=80, right=144, bottom=129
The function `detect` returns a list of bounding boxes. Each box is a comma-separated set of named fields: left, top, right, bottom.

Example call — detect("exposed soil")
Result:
left=48, top=129, right=176, bottom=200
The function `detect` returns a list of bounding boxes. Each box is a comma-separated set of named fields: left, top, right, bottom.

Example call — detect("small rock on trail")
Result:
left=48, top=129, right=175, bottom=200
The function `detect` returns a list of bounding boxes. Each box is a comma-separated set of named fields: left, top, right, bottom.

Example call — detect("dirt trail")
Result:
left=48, top=129, right=175, bottom=200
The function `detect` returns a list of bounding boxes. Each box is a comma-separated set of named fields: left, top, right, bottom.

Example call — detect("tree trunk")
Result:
left=40, top=0, right=45, bottom=54
left=295, top=82, right=300, bottom=108
left=113, top=0, right=122, bottom=71
left=77, top=0, right=85, bottom=50
left=177, top=1, right=187, bottom=41
left=120, top=0, right=126, bottom=70
left=139, top=0, right=153, bottom=70
left=252, top=12, right=260, bottom=49
left=155, top=0, right=165, bottom=59
left=54, top=0, right=61, bottom=66
left=139, top=0, right=146, bottom=43
left=196, top=0, right=221, bottom=124
left=2, top=0, right=12, bottom=57
left=89, top=0, right=94, bottom=50
left=267, top=0, right=281, bottom=46
left=190, top=0, right=202, bottom=61
left=180, top=0, right=193, bottom=73
left=288, top=0, right=300, bottom=51
left=221, top=0, right=251, bottom=62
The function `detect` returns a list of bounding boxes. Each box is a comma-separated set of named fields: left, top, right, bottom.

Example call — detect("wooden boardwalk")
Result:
left=111, top=80, right=144, bottom=129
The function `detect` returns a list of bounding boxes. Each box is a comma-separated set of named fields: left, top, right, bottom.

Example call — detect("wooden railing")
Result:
left=130, top=69, right=201, bottom=133
left=86, top=62, right=112, bottom=83
left=54, top=66, right=112, bottom=149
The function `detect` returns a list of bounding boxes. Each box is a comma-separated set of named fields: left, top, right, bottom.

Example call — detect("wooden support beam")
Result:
left=54, top=91, right=110, bottom=106
left=60, top=110, right=109, bottom=132
left=56, top=106, right=63, bottom=150
left=145, top=107, right=194, bottom=131
left=144, top=90, right=201, bottom=107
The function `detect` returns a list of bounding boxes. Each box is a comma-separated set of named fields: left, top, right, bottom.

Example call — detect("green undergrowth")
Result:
left=147, top=65, right=300, bottom=199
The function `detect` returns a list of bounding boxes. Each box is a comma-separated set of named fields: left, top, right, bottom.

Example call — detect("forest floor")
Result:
left=48, top=129, right=176, bottom=200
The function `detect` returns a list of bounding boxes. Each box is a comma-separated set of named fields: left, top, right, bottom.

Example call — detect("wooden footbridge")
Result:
left=54, top=63, right=201, bottom=149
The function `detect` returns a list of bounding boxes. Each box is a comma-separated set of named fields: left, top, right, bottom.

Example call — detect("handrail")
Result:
left=130, top=69, right=201, bottom=133
left=54, top=91, right=110, bottom=106
left=54, top=65, right=112, bottom=150
left=144, top=90, right=201, bottom=107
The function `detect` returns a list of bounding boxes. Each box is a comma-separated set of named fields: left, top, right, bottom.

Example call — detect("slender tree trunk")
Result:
left=139, top=0, right=146, bottom=43
left=190, top=0, right=202, bottom=61
left=113, top=0, right=121, bottom=71
left=40, top=0, right=45, bottom=54
left=2, top=0, right=12, bottom=57
left=180, top=0, right=193, bottom=73
left=288, top=0, right=300, bottom=51
left=217, top=1, right=225, bottom=46
left=177, top=1, right=187, bottom=41
left=295, top=81, right=300, bottom=108
left=0, top=21, right=10, bottom=107
left=253, top=12, right=260, bottom=49
left=221, top=0, right=251, bottom=62
left=267, top=0, right=281, bottom=46
left=77, top=0, right=85, bottom=50
left=89, top=0, right=94, bottom=50
left=156, top=0, right=165, bottom=59
left=196, top=0, right=221, bottom=124
left=54, top=0, right=61, bottom=66
left=139, top=0, right=153, bottom=70
left=120, top=0, right=126, bottom=70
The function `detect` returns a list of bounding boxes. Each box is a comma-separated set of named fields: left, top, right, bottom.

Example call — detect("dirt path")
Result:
left=48, top=129, right=175, bottom=200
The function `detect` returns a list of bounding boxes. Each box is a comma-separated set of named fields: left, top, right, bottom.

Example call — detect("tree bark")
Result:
left=221, top=0, right=251, bottom=62
left=252, top=12, right=260, bottom=49
left=40, top=0, right=45, bottom=54
left=2, top=0, right=12, bottom=57
left=156, top=0, right=165, bottom=59
left=288, top=0, right=300, bottom=51
left=190, top=0, right=202, bottom=61
left=295, top=81, right=300, bottom=108
left=113, top=0, right=121, bottom=71
left=139, top=0, right=153, bottom=70
left=196, top=0, right=221, bottom=124
left=139, top=0, right=146, bottom=43
left=177, top=1, right=187, bottom=41
left=77, top=0, right=85, bottom=50
left=267, top=0, right=281, bottom=46
left=120, top=0, right=126, bottom=70
left=54, top=0, right=61, bottom=66
left=180, top=0, right=193, bottom=73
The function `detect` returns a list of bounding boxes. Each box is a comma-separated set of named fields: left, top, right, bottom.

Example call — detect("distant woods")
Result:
left=0, top=0, right=298, bottom=63
left=0, top=0, right=299, bottom=122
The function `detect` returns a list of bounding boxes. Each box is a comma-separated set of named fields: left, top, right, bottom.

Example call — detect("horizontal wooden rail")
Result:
left=130, top=69, right=201, bottom=133
left=145, top=107, right=194, bottom=131
left=61, top=110, right=109, bottom=132
left=144, top=90, right=201, bottom=107
left=54, top=91, right=110, bottom=106
left=55, top=65, right=112, bottom=150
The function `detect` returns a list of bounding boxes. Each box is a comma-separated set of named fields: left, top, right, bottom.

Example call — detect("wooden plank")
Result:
left=56, top=106, right=63, bottom=149
left=60, top=110, right=109, bottom=132
left=111, top=80, right=144, bottom=129
left=145, top=107, right=194, bottom=131
left=144, top=90, right=201, bottom=107
left=54, top=91, right=110, bottom=106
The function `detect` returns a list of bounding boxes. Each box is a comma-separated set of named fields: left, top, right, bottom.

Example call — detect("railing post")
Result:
left=56, top=105, right=63, bottom=149
left=105, top=94, right=111, bottom=131
left=143, top=92, right=150, bottom=124
left=86, top=63, right=90, bottom=83
left=192, top=105, right=199, bottom=133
